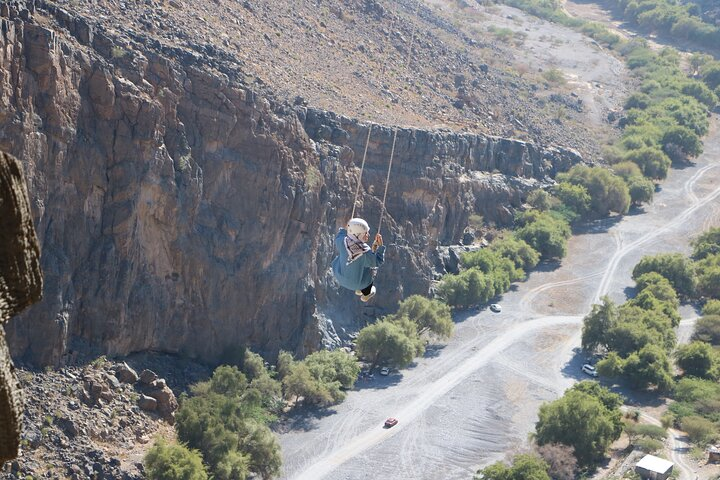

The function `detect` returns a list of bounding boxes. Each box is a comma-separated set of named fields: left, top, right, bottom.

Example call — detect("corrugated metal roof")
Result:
left=636, top=454, right=674, bottom=473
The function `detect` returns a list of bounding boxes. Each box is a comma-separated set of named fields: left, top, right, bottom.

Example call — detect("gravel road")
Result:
left=277, top=4, right=720, bottom=479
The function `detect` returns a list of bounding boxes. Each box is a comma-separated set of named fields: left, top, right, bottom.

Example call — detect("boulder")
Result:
left=114, top=363, right=138, bottom=384
left=138, top=370, right=158, bottom=385
left=104, top=373, right=121, bottom=390
left=147, top=384, right=178, bottom=423
left=137, top=395, right=157, bottom=411
left=55, top=417, right=78, bottom=439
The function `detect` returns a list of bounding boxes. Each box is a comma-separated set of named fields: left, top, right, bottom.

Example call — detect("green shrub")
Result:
left=476, top=453, right=551, bottom=480
left=558, top=165, right=630, bottom=217
left=632, top=253, right=696, bottom=297
left=535, top=389, right=622, bottom=466
left=702, top=300, right=720, bottom=316
left=675, top=342, right=719, bottom=379
left=695, top=254, right=720, bottom=298
left=660, top=412, right=675, bottom=429
left=662, top=126, right=703, bottom=161
left=636, top=437, right=664, bottom=453
left=691, top=227, right=720, bottom=260
left=388, top=295, right=454, bottom=338
left=175, top=366, right=281, bottom=480
left=145, top=439, right=208, bottom=480
left=553, top=182, right=591, bottom=220
left=692, top=315, right=720, bottom=345
left=355, top=320, right=420, bottom=368
left=542, top=68, right=566, bottom=85
left=681, top=415, right=718, bottom=444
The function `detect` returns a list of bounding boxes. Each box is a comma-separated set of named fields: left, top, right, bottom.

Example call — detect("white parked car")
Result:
left=582, top=364, right=598, bottom=377
left=489, top=304, right=502, bottom=313
left=380, top=367, right=390, bottom=376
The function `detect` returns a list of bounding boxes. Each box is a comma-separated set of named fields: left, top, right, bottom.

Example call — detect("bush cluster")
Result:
left=613, top=0, right=720, bottom=48
left=614, top=41, right=715, bottom=170
left=583, top=274, right=679, bottom=391
left=355, top=295, right=453, bottom=368
left=437, top=233, right=543, bottom=308
left=174, top=365, right=282, bottom=480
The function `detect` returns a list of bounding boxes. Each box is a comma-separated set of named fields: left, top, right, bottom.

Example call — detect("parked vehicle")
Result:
left=384, top=417, right=398, bottom=428
left=490, top=304, right=502, bottom=313
left=380, top=367, right=390, bottom=376
left=582, top=364, right=598, bottom=377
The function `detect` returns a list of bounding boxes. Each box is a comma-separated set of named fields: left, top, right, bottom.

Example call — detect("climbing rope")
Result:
left=350, top=0, right=422, bottom=235
left=377, top=128, right=398, bottom=235
left=350, top=125, right=373, bottom=220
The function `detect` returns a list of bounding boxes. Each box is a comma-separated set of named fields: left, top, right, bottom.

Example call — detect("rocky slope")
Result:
left=0, top=0, right=595, bottom=368
left=0, top=357, right=201, bottom=479
left=44, top=0, right=605, bottom=154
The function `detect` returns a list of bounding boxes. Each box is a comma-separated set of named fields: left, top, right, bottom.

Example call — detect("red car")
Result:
left=384, top=417, right=398, bottom=428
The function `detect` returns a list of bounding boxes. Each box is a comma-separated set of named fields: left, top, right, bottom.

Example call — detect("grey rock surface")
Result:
left=0, top=2, right=581, bottom=367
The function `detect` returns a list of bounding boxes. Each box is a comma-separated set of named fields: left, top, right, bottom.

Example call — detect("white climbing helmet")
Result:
left=347, top=218, right=370, bottom=237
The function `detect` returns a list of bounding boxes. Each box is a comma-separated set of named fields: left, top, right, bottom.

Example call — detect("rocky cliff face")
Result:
left=0, top=151, right=43, bottom=462
left=0, top=1, right=581, bottom=366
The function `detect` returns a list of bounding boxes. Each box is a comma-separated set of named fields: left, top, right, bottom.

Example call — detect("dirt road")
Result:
left=277, top=4, right=720, bottom=480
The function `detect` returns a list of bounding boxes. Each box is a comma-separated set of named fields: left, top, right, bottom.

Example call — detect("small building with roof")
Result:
left=635, top=454, right=674, bottom=480
left=708, top=445, right=720, bottom=463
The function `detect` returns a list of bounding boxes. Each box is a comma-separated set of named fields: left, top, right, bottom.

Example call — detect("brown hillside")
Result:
left=50, top=0, right=607, bottom=157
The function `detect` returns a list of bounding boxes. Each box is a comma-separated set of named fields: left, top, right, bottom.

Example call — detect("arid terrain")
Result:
left=46, top=0, right=626, bottom=158
left=2, top=0, right=719, bottom=479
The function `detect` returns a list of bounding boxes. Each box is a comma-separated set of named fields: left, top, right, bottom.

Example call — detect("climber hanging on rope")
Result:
left=332, top=218, right=385, bottom=302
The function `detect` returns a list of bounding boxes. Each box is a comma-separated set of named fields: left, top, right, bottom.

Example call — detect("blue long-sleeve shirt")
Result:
left=331, top=228, right=386, bottom=291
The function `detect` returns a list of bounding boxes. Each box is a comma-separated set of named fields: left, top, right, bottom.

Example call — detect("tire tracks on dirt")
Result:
left=291, top=316, right=583, bottom=480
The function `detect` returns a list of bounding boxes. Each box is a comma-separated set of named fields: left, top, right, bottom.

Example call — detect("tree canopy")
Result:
left=355, top=320, right=420, bottom=368
left=387, top=295, right=454, bottom=339
left=632, top=253, right=696, bottom=297
left=535, top=389, right=622, bottom=466
left=175, top=366, right=281, bottom=480
left=557, top=165, right=630, bottom=217
left=675, top=341, right=719, bottom=380
left=515, top=211, right=572, bottom=260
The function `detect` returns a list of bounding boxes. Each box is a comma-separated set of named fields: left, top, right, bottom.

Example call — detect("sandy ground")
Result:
left=276, top=3, right=720, bottom=480
left=479, top=2, right=629, bottom=134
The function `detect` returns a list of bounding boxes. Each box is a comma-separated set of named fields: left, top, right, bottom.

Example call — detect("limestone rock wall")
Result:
left=0, top=3, right=580, bottom=366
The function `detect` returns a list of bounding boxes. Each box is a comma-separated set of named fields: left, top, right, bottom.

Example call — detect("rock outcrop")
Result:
left=0, top=2, right=581, bottom=366
left=0, top=151, right=43, bottom=463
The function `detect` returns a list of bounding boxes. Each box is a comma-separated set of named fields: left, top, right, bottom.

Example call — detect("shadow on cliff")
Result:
left=123, top=352, right=213, bottom=393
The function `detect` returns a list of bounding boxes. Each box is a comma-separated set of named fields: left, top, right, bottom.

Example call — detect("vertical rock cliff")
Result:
left=0, top=151, right=43, bottom=462
left=0, top=2, right=581, bottom=365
